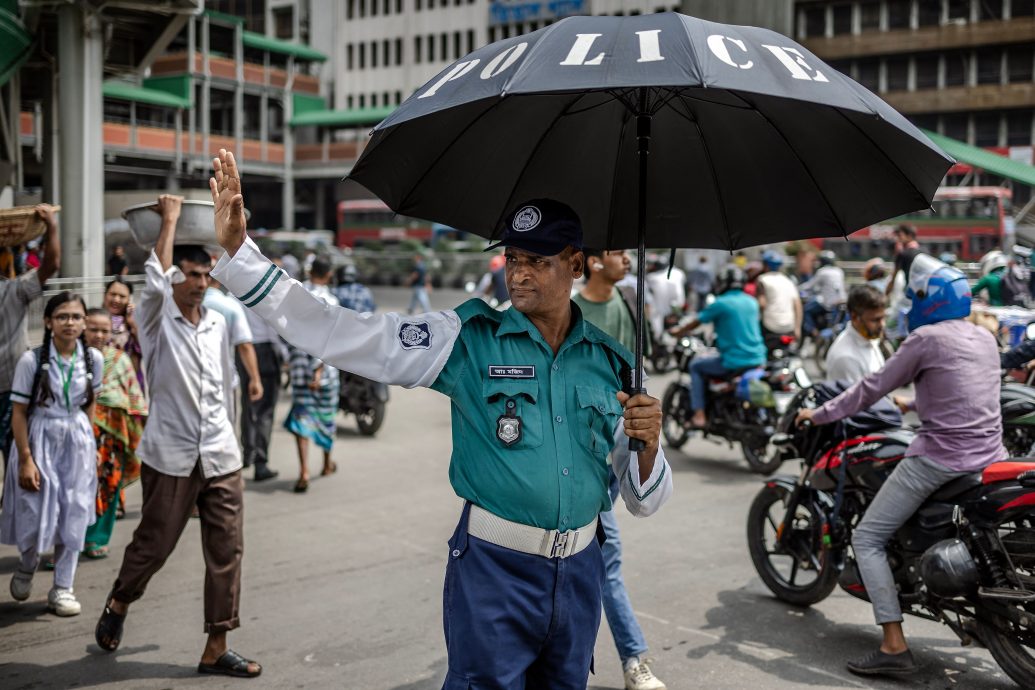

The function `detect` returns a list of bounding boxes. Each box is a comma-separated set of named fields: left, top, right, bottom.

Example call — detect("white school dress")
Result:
left=0, top=341, right=102, bottom=554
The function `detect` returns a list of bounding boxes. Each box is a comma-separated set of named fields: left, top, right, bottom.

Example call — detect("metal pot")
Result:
left=122, top=200, right=248, bottom=249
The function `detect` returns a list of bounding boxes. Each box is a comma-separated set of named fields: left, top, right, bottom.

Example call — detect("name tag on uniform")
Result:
left=488, top=365, right=535, bottom=379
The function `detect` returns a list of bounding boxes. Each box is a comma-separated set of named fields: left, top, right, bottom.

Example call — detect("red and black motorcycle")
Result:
left=748, top=382, right=1035, bottom=688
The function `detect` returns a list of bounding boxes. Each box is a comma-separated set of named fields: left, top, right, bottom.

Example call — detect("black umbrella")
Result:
left=348, top=12, right=952, bottom=447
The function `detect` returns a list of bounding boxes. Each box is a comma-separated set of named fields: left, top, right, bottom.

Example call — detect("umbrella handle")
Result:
left=621, top=365, right=647, bottom=451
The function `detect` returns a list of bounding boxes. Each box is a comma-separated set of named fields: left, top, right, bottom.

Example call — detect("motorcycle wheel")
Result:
left=741, top=435, right=783, bottom=475
left=981, top=620, right=1035, bottom=690
left=661, top=382, right=690, bottom=450
left=746, top=484, right=838, bottom=607
left=356, top=400, right=386, bottom=436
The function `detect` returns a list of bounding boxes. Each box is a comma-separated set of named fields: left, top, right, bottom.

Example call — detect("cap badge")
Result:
left=512, top=206, right=542, bottom=232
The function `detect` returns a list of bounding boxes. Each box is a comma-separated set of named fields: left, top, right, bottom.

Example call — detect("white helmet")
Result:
left=980, top=250, right=1008, bottom=277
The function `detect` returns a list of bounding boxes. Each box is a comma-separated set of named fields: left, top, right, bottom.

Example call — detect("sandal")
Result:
left=83, top=545, right=108, bottom=560
left=320, top=461, right=337, bottom=476
left=198, top=649, right=262, bottom=678
left=115, top=505, right=126, bottom=520
left=95, top=592, right=126, bottom=652
left=293, top=477, right=309, bottom=493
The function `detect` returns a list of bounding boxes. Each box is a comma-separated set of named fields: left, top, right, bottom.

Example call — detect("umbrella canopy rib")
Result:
left=394, top=98, right=499, bottom=217
left=734, top=92, right=849, bottom=239
left=833, top=107, right=936, bottom=220
left=605, top=103, right=635, bottom=250
left=487, top=91, right=589, bottom=242
left=674, top=92, right=734, bottom=252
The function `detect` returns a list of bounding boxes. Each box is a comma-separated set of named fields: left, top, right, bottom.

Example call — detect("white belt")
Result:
left=467, top=504, right=597, bottom=559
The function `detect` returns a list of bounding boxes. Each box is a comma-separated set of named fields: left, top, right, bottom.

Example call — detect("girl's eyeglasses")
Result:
left=51, top=314, right=85, bottom=324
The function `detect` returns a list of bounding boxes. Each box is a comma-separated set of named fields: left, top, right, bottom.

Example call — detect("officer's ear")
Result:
left=571, top=248, right=585, bottom=279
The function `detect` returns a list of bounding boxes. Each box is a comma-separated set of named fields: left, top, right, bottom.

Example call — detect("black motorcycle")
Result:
left=748, top=382, right=1035, bottom=688
left=338, top=370, right=389, bottom=436
left=661, top=334, right=805, bottom=474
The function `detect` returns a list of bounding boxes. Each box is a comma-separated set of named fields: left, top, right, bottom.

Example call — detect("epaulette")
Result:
left=454, top=297, right=504, bottom=325
left=581, top=319, right=635, bottom=370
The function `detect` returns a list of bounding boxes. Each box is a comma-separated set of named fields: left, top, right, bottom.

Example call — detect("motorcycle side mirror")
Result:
left=794, top=368, right=813, bottom=389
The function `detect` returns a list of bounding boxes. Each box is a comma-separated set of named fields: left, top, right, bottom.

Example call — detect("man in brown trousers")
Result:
left=94, top=194, right=261, bottom=678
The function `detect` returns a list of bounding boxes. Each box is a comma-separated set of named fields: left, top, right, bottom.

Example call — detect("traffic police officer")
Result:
left=208, top=150, right=672, bottom=688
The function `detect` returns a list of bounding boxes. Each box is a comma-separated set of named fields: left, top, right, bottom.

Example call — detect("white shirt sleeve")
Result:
left=137, top=251, right=176, bottom=343
left=9, top=351, right=38, bottom=404
left=212, top=237, right=462, bottom=389
left=89, top=348, right=104, bottom=393
left=610, top=420, right=673, bottom=517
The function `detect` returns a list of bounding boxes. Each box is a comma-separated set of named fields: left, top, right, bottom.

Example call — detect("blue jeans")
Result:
left=802, top=299, right=828, bottom=335
left=409, top=286, right=431, bottom=314
left=443, top=503, right=604, bottom=689
left=600, top=474, right=648, bottom=663
left=689, top=355, right=730, bottom=412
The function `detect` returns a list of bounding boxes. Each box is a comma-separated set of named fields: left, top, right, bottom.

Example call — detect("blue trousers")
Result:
left=600, top=474, right=648, bottom=663
left=442, top=503, right=605, bottom=689
left=689, top=355, right=730, bottom=412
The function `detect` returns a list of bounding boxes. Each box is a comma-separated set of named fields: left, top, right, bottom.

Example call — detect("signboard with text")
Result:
left=489, top=0, right=585, bottom=25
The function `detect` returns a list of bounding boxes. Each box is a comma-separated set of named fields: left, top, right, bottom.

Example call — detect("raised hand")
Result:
left=210, top=149, right=247, bottom=255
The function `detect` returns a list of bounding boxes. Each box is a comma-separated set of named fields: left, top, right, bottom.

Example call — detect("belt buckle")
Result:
left=552, top=529, right=578, bottom=559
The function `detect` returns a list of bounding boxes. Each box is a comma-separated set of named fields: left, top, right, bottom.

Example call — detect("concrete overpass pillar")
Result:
left=57, top=4, right=104, bottom=278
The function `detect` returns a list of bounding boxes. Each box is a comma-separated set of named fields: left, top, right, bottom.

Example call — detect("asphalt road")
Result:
left=0, top=287, right=1016, bottom=689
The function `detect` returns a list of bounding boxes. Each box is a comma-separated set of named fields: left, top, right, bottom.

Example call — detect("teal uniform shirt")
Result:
left=432, top=299, right=643, bottom=530
left=697, top=289, right=767, bottom=370
left=213, top=238, right=673, bottom=532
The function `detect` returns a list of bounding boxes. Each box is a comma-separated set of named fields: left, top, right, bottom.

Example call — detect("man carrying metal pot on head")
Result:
left=207, top=149, right=672, bottom=688
left=796, top=254, right=1005, bottom=677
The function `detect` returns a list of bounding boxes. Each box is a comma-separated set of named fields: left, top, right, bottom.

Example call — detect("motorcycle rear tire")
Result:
left=650, top=349, right=674, bottom=375
left=741, top=436, right=783, bottom=475
left=356, top=400, right=386, bottom=436
left=661, top=382, right=690, bottom=450
left=981, top=620, right=1035, bottom=690
left=747, top=485, right=838, bottom=607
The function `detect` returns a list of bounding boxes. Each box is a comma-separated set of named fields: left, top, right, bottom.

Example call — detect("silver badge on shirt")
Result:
left=496, top=397, right=522, bottom=447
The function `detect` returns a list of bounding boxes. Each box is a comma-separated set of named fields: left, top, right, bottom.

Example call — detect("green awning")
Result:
left=103, top=81, right=191, bottom=109
left=922, top=129, right=1035, bottom=187
left=290, top=106, right=394, bottom=128
left=241, top=31, right=326, bottom=62
left=0, top=7, right=32, bottom=88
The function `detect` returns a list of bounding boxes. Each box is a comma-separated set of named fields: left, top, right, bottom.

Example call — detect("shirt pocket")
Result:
left=575, top=385, right=623, bottom=457
left=482, top=378, right=543, bottom=449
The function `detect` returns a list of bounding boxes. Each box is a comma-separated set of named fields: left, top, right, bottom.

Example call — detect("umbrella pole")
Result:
left=629, top=96, right=651, bottom=452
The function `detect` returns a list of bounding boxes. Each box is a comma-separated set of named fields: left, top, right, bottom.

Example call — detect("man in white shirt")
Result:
left=645, top=256, right=686, bottom=341
left=825, top=284, right=887, bottom=383
left=755, top=251, right=802, bottom=352
left=96, top=195, right=261, bottom=678
left=801, top=250, right=847, bottom=337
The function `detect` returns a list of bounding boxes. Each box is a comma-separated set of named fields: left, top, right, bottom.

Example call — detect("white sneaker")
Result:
left=624, top=656, right=666, bottom=690
left=9, top=570, right=33, bottom=601
left=47, top=587, right=82, bottom=617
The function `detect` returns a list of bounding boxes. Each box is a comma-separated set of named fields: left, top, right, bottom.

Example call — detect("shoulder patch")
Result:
left=454, top=297, right=503, bottom=325
left=398, top=322, right=432, bottom=349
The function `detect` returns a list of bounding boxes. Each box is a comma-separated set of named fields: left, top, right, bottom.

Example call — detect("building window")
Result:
left=359, top=42, right=366, bottom=69
left=945, top=50, right=967, bottom=87
left=467, top=29, right=475, bottom=53
left=946, top=0, right=969, bottom=21
left=359, top=0, right=365, bottom=18
left=427, top=34, right=435, bottom=62
left=857, top=58, right=879, bottom=91
left=974, top=112, right=1000, bottom=146
left=916, top=53, right=939, bottom=89
left=415, top=36, right=422, bottom=63
left=917, top=0, right=941, bottom=26
left=943, top=113, right=968, bottom=141
left=976, top=48, right=1002, bottom=85
left=888, top=0, right=911, bottom=29
left=371, top=41, right=379, bottom=67
left=501, top=24, right=511, bottom=39
left=359, top=94, right=366, bottom=108
left=384, top=0, right=390, bottom=14
left=886, top=56, right=909, bottom=91
left=1008, top=45, right=1034, bottom=83
left=273, top=6, right=294, bottom=39
left=860, top=0, right=881, bottom=30
left=395, top=91, right=403, bottom=104
left=383, top=39, right=390, bottom=66
left=395, top=38, right=403, bottom=66
left=1007, top=109, right=1034, bottom=145
left=347, top=0, right=356, bottom=19
left=371, top=0, right=378, bottom=16
left=440, top=33, right=448, bottom=61
left=1014, top=0, right=1035, bottom=17
left=803, top=5, right=825, bottom=37
left=980, top=0, right=1004, bottom=20
left=416, top=0, right=422, bottom=9
left=832, top=3, right=852, bottom=35
left=396, top=0, right=403, bottom=12
left=347, top=95, right=354, bottom=109
left=453, top=31, right=461, bottom=59
left=347, top=44, right=354, bottom=70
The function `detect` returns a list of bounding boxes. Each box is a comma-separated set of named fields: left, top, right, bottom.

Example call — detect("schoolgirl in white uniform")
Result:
left=1, top=292, right=102, bottom=616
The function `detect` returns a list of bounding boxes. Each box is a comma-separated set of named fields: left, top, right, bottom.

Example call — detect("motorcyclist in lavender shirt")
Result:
left=796, top=254, right=1006, bottom=678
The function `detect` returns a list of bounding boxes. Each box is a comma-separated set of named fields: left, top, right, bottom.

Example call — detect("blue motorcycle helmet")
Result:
left=761, top=249, right=784, bottom=272
left=905, top=253, right=971, bottom=332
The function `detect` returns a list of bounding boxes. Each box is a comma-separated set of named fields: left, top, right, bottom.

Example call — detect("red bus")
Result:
left=336, top=199, right=433, bottom=247
left=824, top=186, right=1013, bottom=260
